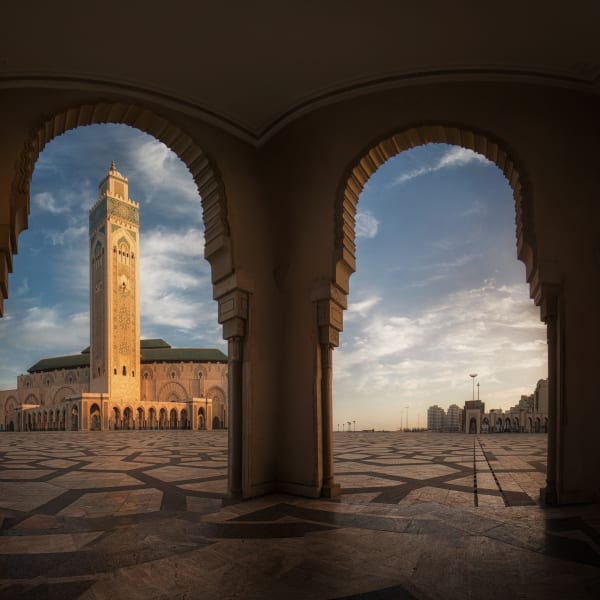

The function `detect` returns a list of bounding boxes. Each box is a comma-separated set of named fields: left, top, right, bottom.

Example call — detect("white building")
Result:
left=427, top=405, right=445, bottom=431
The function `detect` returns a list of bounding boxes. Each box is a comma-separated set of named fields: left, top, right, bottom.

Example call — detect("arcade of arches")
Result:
left=1, top=38, right=600, bottom=508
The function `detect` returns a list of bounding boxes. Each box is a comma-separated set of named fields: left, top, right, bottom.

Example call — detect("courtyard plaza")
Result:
left=0, top=432, right=598, bottom=599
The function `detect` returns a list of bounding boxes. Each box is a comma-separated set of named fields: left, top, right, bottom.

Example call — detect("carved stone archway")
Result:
left=157, top=381, right=188, bottom=404
left=53, top=386, right=76, bottom=404
left=313, top=124, right=540, bottom=498
left=335, top=125, right=537, bottom=298
left=5, top=101, right=233, bottom=317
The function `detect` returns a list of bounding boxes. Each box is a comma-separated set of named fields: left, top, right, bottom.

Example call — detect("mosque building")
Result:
left=0, top=163, right=228, bottom=432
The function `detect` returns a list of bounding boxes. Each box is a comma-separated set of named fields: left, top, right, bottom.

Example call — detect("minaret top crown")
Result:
left=90, top=162, right=138, bottom=222
left=105, top=160, right=127, bottom=184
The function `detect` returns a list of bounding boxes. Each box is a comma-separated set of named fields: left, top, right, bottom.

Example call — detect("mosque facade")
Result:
left=0, top=164, right=227, bottom=432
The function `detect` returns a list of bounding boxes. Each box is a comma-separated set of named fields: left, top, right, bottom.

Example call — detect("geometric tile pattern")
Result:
left=333, top=432, right=548, bottom=507
left=1, top=431, right=599, bottom=600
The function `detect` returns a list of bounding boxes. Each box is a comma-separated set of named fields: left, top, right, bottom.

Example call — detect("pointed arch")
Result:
left=53, top=386, right=77, bottom=404
left=158, top=381, right=188, bottom=403
left=5, top=102, right=233, bottom=315
left=335, top=124, right=537, bottom=298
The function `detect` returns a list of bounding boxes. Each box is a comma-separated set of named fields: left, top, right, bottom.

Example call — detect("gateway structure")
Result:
left=1, top=163, right=227, bottom=432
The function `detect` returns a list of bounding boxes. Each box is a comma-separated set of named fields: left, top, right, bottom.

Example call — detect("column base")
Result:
left=541, top=485, right=558, bottom=505
left=321, top=483, right=341, bottom=498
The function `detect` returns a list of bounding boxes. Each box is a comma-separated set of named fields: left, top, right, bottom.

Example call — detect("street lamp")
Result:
left=469, top=373, right=478, bottom=401
left=404, top=405, right=409, bottom=431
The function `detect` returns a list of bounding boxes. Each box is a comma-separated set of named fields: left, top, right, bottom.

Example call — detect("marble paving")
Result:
left=0, top=431, right=598, bottom=599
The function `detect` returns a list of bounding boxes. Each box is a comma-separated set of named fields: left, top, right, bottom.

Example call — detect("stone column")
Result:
left=315, top=286, right=346, bottom=498
left=541, top=290, right=559, bottom=504
left=218, top=289, right=249, bottom=499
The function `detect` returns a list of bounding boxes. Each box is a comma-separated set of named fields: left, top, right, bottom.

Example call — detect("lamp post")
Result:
left=469, top=373, right=478, bottom=401
left=404, top=405, right=409, bottom=431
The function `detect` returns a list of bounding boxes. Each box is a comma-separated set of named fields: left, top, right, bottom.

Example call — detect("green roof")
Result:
left=28, top=340, right=226, bottom=373
left=28, top=354, right=90, bottom=373
left=80, top=339, right=172, bottom=354
left=141, top=339, right=172, bottom=349
left=141, top=348, right=227, bottom=363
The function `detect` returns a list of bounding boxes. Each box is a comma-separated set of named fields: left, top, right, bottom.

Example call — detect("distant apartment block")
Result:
left=426, top=379, right=548, bottom=434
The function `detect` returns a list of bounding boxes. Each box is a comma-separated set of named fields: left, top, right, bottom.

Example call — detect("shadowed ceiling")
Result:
left=1, top=1, right=598, bottom=142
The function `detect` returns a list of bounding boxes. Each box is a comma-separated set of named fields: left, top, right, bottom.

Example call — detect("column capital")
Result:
left=539, top=284, right=561, bottom=323
left=316, top=297, right=343, bottom=347
left=218, top=289, right=249, bottom=340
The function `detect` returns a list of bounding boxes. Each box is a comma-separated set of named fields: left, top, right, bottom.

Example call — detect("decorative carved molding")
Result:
left=336, top=124, right=538, bottom=298
left=206, top=386, right=226, bottom=403
left=52, top=386, right=76, bottom=403
left=218, top=289, right=249, bottom=340
left=157, top=380, right=188, bottom=403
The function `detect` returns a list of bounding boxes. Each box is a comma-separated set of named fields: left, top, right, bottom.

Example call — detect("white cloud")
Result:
left=140, top=226, right=212, bottom=333
left=33, top=192, right=68, bottom=214
left=346, top=296, right=381, bottom=322
left=335, top=280, right=546, bottom=418
left=46, top=225, right=87, bottom=246
left=437, top=146, right=490, bottom=168
left=140, top=227, right=205, bottom=259
left=393, top=146, right=491, bottom=186
left=355, top=210, right=379, bottom=239
left=128, top=139, right=202, bottom=219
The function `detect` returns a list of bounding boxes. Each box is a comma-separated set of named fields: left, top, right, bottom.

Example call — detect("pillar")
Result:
left=315, top=285, right=346, bottom=498
left=218, top=288, right=249, bottom=500
left=540, top=287, right=560, bottom=504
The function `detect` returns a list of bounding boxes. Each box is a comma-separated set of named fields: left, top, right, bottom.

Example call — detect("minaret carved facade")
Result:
left=89, top=162, right=140, bottom=404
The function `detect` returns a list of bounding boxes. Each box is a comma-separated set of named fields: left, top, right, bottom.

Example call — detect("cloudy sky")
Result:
left=0, top=125, right=547, bottom=429
left=333, top=144, right=547, bottom=430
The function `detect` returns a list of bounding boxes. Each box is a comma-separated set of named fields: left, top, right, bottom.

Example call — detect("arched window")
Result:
left=122, top=365, right=127, bottom=376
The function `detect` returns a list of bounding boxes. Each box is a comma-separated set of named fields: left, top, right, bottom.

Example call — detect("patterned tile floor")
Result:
left=0, top=432, right=598, bottom=599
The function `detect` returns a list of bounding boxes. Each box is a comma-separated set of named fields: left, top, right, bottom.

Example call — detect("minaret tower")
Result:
left=89, top=162, right=140, bottom=405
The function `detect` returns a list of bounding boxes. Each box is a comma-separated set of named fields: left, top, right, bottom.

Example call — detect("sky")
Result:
left=0, top=125, right=547, bottom=429
left=333, top=144, right=547, bottom=430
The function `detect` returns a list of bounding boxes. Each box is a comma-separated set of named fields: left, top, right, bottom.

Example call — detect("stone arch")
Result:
left=6, top=101, right=233, bottom=314
left=90, top=403, right=101, bottom=431
left=159, top=407, right=168, bottom=428
left=112, top=406, right=121, bottom=430
left=158, top=381, right=188, bottom=403
left=53, top=386, right=76, bottom=404
left=24, top=393, right=39, bottom=406
left=335, top=124, right=537, bottom=297
left=206, top=386, right=225, bottom=403
left=123, top=406, right=134, bottom=429
left=148, top=406, right=157, bottom=429
left=4, top=396, right=17, bottom=413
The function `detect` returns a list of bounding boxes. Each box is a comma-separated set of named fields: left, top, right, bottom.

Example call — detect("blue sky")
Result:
left=0, top=126, right=547, bottom=429
left=334, top=144, right=547, bottom=430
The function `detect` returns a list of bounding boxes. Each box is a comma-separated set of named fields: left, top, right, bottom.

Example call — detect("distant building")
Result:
left=444, top=404, right=463, bottom=432
left=0, top=164, right=228, bottom=432
left=427, top=405, right=445, bottom=431
left=426, top=380, right=549, bottom=434
left=464, top=400, right=485, bottom=434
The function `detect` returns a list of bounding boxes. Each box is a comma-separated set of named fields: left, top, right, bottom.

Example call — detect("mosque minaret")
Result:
left=0, top=163, right=228, bottom=432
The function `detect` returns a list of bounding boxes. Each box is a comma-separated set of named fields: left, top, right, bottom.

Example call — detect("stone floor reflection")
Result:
left=0, top=432, right=598, bottom=599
